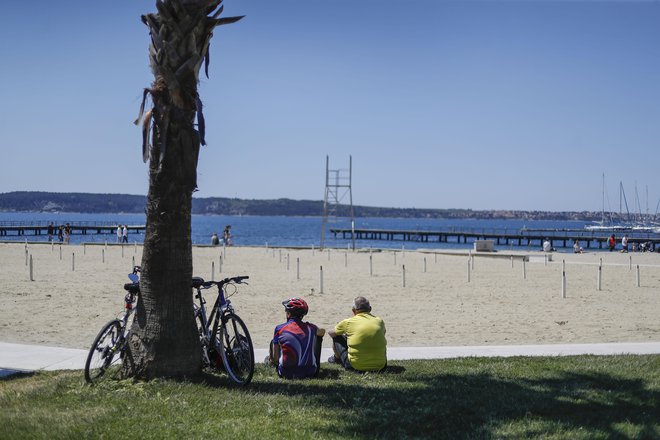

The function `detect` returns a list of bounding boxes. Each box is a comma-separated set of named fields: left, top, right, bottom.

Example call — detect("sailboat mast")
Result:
left=601, top=173, right=605, bottom=224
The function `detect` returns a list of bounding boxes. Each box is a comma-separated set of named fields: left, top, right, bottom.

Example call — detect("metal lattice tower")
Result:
left=320, top=155, right=355, bottom=250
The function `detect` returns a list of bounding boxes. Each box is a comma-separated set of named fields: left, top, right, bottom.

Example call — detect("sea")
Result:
left=0, top=212, right=591, bottom=251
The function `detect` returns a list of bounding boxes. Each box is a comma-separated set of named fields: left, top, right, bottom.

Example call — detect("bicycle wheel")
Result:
left=84, top=319, right=124, bottom=384
left=217, top=314, right=254, bottom=385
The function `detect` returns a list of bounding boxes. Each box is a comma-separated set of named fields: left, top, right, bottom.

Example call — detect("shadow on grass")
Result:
left=0, top=370, right=35, bottom=381
left=246, top=359, right=659, bottom=439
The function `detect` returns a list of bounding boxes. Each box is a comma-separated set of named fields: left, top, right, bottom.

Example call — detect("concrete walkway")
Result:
left=1, top=341, right=659, bottom=378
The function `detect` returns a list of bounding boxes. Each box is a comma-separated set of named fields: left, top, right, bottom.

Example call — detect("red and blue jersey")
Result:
left=273, top=318, right=319, bottom=379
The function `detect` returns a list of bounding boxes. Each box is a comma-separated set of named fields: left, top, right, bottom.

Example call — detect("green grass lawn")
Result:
left=1, top=355, right=658, bottom=439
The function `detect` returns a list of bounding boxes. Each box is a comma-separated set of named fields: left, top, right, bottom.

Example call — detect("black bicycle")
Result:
left=84, top=266, right=140, bottom=383
left=192, top=276, right=255, bottom=385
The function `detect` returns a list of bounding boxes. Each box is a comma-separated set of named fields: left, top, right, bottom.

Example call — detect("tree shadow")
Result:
left=245, top=359, right=660, bottom=439
left=0, top=369, right=35, bottom=381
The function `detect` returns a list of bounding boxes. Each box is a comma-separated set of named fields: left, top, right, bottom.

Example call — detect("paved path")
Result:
left=1, top=341, right=659, bottom=378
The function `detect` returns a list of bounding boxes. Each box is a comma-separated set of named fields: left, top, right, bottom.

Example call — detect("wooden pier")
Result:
left=329, top=227, right=660, bottom=250
left=0, top=221, right=145, bottom=237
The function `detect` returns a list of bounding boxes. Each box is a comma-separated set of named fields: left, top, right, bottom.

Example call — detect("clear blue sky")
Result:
left=1, top=0, right=659, bottom=212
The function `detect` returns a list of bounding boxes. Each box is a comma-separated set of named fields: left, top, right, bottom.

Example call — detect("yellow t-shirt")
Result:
left=335, top=312, right=387, bottom=371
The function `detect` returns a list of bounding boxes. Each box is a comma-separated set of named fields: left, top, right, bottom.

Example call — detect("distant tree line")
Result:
left=0, top=191, right=601, bottom=221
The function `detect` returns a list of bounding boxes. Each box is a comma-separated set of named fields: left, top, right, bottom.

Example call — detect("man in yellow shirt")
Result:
left=328, top=296, right=387, bottom=372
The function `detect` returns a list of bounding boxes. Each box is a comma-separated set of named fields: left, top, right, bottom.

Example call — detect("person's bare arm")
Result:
left=271, top=343, right=281, bottom=365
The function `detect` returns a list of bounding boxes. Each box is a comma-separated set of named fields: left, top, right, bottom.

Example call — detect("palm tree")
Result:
left=123, top=0, right=242, bottom=379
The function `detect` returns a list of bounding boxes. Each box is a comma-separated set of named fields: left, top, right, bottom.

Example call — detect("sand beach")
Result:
left=1, top=242, right=659, bottom=351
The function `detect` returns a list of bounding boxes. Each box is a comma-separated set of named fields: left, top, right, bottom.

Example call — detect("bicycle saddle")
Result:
left=123, top=282, right=140, bottom=294
left=191, top=277, right=205, bottom=288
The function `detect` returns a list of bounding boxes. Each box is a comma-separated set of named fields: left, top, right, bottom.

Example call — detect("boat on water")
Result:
left=584, top=174, right=660, bottom=233
left=584, top=222, right=627, bottom=232
left=584, top=222, right=660, bottom=233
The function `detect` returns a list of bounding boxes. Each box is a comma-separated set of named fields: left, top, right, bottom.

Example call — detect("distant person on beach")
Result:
left=223, top=225, right=232, bottom=246
left=57, top=225, right=64, bottom=242
left=328, top=296, right=387, bottom=372
left=64, top=223, right=71, bottom=244
left=573, top=240, right=583, bottom=254
left=542, top=238, right=554, bottom=252
left=116, top=225, right=122, bottom=243
left=122, top=225, right=128, bottom=243
left=621, top=235, right=629, bottom=253
left=211, top=232, right=220, bottom=246
left=608, top=234, right=616, bottom=252
left=266, top=297, right=325, bottom=379
left=47, top=223, right=54, bottom=242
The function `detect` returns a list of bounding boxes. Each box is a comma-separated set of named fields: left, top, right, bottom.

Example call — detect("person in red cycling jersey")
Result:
left=266, top=297, right=325, bottom=379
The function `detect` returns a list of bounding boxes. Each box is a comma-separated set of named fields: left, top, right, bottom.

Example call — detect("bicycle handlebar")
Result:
left=202, top=275, right=249, bottom=289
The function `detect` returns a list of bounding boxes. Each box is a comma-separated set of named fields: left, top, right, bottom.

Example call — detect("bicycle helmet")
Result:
left=282, top=297, right=309, bottom=317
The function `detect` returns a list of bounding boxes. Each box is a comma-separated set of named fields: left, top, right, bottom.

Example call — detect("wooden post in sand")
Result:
left=629, top=256, right=632, bottom=270
left=102, top=249, right=105, bottom=264
left=287, top=253, right=290, bottom=271
left=636, top=265, right=640, bottom=287
left=561, top=259, right=566, bottom=298
left=29, top=254, right=33, bottom=281
left=72, top=253, right=75, bottom=271
left=319, top=266, right=324, bottom=294
left=83, top=243, right=86, bottom=255
left=597, top=264, right=602, bottom=291
left=219, top=255, right=223, bottom=274
left=469, top=251, right=474, bottom=270
left=394, top=252, right=397, bottom=266
left=121, top=244, right=124, bottom=258
left=522, top=259, right=527, bottom=279
left=59, top=245, right=62, bottom=261
left=467, top=258, right=471, bottom=282
left=279, top=249, right=282, bottom=263
left=132, top=255, right=135, bottom=267
left=402, top=264, right=406, bottom=287
left=296, top=258, right=300, bottom=280
left=423, top=257, right=427, bottom=273
left=25, top=247, right=28, bottom=266
left=369, top=254, right=373, bottom=277
left=211, top=261, right=215, bottom=280
left=223, top=242, right=226, bottom=261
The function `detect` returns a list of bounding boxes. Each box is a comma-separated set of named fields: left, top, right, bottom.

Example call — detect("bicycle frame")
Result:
left=193, top=276, right=249, bottom=369
left=194, top=280, right=232, bottom=350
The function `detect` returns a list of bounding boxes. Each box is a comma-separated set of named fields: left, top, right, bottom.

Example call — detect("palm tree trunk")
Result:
left=122, top=0, right=242, bottom=380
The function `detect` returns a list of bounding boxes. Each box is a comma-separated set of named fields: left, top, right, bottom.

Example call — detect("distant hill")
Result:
left=0, top=191, right=601, bottom=221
